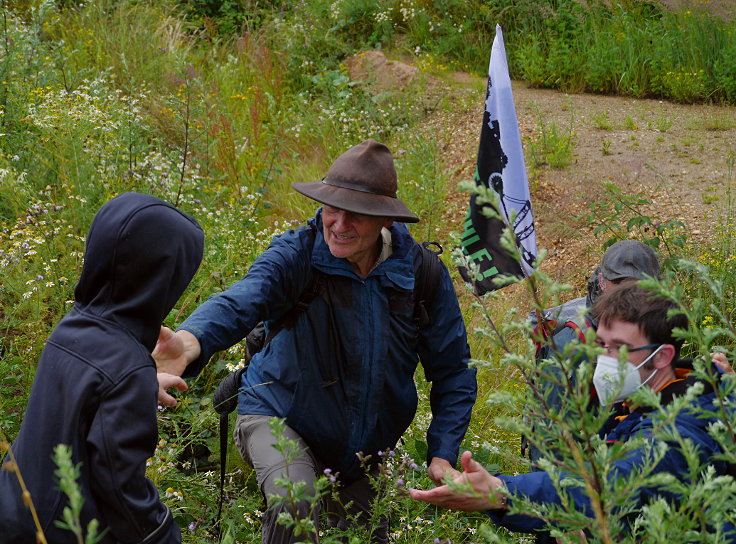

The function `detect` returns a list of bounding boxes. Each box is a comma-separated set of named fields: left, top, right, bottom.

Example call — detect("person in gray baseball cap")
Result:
left=535, top=239, right=661, bottom=332
left=153, top=139, right=477, bottom=543
left=594, top=239, right=660, bottom=298
left=524, top=240, right=661, bottom=464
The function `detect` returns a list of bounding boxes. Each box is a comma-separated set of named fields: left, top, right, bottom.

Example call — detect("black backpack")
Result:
left=211, top=235, right=445, bottom=528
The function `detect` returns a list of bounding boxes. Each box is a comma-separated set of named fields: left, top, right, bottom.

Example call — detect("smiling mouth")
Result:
left=331, top=232, right=356, bottom=241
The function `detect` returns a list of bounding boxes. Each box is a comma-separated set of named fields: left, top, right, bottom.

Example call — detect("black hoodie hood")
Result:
left=74, top=192, right=204, bottom=351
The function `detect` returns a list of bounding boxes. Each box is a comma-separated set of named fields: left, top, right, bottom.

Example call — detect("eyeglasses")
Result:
left=595, top=340, right=661, bottom=357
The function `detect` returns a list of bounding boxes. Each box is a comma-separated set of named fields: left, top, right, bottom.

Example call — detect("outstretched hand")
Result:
left=712, top=352, right=734, bottom=374
left=152, top=326, right=200, bottom=376
left=157, top=372, right=188, bottom=407
left=410, top=451, right=505, bottom=512
left=428, top=457, right=461, bottom=485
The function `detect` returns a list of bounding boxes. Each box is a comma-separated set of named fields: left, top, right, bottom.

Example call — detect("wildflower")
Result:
left=323, top=467, right=337, bottom=482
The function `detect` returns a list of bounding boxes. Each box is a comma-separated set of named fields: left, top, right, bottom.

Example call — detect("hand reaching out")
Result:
left=152, top=326, right=200, bottom=376
left=157, top=372, right=188, bottom=407
left=428, top=457, right=461, bottom=485
left=411, top=451, right=506, bottom=512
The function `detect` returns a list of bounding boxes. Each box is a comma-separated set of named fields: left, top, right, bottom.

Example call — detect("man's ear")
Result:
left=653, top=344, right=676, bottom=369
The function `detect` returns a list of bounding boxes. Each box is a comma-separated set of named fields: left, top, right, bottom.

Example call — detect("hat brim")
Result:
left=292, top=181, right=419, bottom=223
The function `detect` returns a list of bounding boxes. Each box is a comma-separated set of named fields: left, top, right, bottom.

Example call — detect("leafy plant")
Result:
left=527, top=115, right=575, bottom=171
left=590, top=109, right=613, bottom=131
left=601, top=139, right=612, bottom=156
left=579, top=183, right=687, bottom=270
left=53, top=444, right=107, bottom=544
left=451, top=182, right=736, bottom=543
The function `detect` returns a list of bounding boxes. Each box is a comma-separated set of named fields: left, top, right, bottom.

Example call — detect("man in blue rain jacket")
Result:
left=153, top=139, right=477, bottom=543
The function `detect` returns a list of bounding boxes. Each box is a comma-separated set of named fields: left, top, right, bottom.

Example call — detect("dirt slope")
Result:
left=428, top=78, right=736, bottom=290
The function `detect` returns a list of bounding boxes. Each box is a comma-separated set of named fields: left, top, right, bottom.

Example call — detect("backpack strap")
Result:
left=266, top=268, right=324, bottom=341
left=413, top=241, right=443, bottom=334
left=563, top=320, right=587, bottom=343
left=532, top=318, right=559, bottom=358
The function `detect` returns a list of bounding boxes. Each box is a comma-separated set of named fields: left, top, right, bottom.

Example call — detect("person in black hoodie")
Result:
left=0, top=192, right=204, bottom=544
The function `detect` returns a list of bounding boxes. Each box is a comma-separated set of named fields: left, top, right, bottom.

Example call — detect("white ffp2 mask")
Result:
left=593, top=345, right=663, bottom=405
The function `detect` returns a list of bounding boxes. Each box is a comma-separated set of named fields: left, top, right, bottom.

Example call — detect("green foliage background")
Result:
left=1, top=0, right=736, bottom=542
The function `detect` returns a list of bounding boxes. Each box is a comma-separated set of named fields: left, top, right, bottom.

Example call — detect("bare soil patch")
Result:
left=426, top=78, right=736, bottom=292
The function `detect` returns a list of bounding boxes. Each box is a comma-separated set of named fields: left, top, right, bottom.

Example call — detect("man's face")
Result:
left=596, top=319, right=659, bottom=387
left=322, top=205, right=393, bottom=270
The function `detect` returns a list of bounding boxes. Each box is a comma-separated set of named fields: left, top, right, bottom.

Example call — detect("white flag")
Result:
left=459, top=24, right=537, bottom=293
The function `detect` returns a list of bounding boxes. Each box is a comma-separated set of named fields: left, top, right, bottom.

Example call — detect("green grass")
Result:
left=2, top=1, right=736, bottom=543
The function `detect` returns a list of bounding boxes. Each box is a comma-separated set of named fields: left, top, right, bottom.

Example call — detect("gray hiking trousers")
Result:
left=234, top=414, right=389, bottom=544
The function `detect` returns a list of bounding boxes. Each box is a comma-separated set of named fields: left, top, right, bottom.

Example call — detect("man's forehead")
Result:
left=596, top=319, right=648, bottom=345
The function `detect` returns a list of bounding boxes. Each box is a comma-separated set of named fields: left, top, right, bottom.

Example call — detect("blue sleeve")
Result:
left=418, top=259, right=477, bottom=466
left=487, top=471, right=595, bottom=532
left=178, top=227, right=313, bottom=376
left=487, top=435, right=696, bottom=533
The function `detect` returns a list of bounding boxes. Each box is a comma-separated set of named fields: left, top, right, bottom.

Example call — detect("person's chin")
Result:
left=327, top=236, right=357, bottom=255
left=327, top=242, right=355, bottom=260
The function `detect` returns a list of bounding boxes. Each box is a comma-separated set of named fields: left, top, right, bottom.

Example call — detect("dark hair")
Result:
left=592, top=281, right=687, bottom=361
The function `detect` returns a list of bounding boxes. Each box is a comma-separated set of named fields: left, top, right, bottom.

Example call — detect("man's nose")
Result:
left=333, top=210, right=349, bottom=230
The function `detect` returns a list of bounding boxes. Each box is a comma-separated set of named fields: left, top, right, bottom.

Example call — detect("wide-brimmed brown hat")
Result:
left=292, top=139, right=419, bottom=223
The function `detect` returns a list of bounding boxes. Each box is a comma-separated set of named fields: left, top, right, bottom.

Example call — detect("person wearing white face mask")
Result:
left=593, top=331, right=674, bottom=407
left=524, top=240, right=662, bottom=473
left=410, top=282, right=736, bottom=541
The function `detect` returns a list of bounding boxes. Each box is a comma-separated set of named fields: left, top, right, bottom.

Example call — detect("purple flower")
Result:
left=188, top=522, right=196, bottom=531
